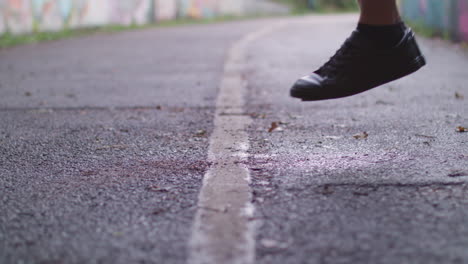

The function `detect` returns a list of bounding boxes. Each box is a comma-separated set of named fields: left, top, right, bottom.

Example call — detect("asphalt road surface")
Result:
left=1, top=14, right=467, bottom=264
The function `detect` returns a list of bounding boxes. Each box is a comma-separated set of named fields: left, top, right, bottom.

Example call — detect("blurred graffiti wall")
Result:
left=399, top=0, right=468, bottom=42
left=0, top=0, right=252, bottom=35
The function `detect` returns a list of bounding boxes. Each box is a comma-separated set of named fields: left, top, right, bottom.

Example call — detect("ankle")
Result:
left=357, top=22, right=406, bottom=48
left=358, top=17, right=402, bottom=26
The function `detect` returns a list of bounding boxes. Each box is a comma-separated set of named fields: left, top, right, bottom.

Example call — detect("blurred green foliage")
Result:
left=275, top=0, right=358, bottom=13
left=315, top=0, right=359, bottom=11
left=0, top=16, right=248, bottom=49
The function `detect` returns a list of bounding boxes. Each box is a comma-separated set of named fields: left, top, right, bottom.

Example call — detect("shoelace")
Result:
left=317, top=39, right=358, bottom=76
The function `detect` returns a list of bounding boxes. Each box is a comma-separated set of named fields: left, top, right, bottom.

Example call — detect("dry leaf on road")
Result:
left=353, top=132, right=369, bottom=139
left=195, top=129, right=207, bottom=136
left=268, top=122, right=279, bottom=133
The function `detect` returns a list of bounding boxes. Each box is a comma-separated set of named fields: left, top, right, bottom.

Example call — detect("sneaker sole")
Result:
left=294, top=55, right=427, bottom=101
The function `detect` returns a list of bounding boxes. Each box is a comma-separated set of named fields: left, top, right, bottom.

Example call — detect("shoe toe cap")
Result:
left=290, top=74, right=324, bottom=97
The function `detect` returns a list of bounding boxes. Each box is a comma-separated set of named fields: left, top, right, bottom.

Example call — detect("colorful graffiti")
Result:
left=179, top=0, right=218, bottom=18
left=155, top=0, right=177, bottom=21
left=0, top=12, right=4, bottom=33
left=1, top=0, right=33, bottom=33
left=460, top=0, right=468, bottom=41
left=0, top=0, right=253, bottom=35
left=0, top=0, right=93, bottom=33
left=400, top=0, right=468, bottom=42
left=109, top=0, right=152, bottom=25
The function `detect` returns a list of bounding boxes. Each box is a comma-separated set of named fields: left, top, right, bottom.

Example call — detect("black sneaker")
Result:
left=290, top=27, right=426, bottom=101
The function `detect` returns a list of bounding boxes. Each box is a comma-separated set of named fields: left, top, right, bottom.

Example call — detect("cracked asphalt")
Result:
left=1, top=14, right=468, bottom=264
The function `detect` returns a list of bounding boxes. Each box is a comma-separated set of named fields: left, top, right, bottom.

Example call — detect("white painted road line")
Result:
left=188, top=24, right=284, bottom=264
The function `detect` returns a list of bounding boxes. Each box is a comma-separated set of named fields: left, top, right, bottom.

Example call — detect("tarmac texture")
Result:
left=1, top=14, right=467, bottom=264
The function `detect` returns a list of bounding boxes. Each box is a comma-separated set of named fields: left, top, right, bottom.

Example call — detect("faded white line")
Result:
left=188, top=24, right=284, bottom=264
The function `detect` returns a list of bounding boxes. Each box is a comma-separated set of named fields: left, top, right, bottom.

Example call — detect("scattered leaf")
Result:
left=250, top=113, right=266, bottom=119
left=268, top=122, right=279, bottom=133
left=455, top=92, right=464, bottom=99
left=195, top=129, right=207, bottom=136
left=169, top=107, right=185, bottom=113
left=81, top=171, right=95, bottom=176
left=376, top=100, right=393, bottom=105
left=456, top=126, right=467, bottom=133
left=353, top=191, right=369, bottom=196
left=320, top=185, right=334, bottom=195
left=415, top=134, right=436, bottom=139
left=152, top=208, right=168, bottom=215
left=353, top=132, right=369, bottom=139
left=146, top=185, right=171, bottom=192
